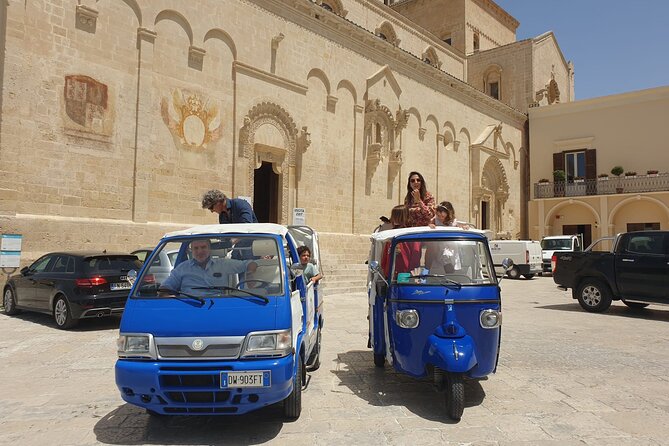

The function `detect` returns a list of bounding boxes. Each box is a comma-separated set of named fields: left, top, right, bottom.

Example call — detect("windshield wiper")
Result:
left=192, top=286, right=270, bottom=304
left=157, top=290, right=206, bottom=307
left=407, top=274, right=463, bottom=289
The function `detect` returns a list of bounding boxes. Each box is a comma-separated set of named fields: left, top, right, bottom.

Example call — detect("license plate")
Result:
left=221, top=371, right=271, bottom=388
left=110, top=282, right=132, bottom=290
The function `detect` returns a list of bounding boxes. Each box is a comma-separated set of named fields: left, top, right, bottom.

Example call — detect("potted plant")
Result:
left=611, top=166, right=624, bottom=177
left=647, top=170, right=659, bottom=176
left=552, top=170, right=565, bottom=197
left=624, top=171, right=637, bottom=177
left=553, top=170, right=566, bottom=182
left=598, top=173, right=609, bottom=179
left=538, top=178, right=550, bottom=183
left=574, top=176, right=585, bottom=182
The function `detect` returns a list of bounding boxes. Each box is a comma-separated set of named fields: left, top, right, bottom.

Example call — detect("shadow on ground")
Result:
left=331, top=350, right=486, bottom=423
left=537, top=302, right=669, bottom=322
left=94, top=403, right=285, bottom=445
left=2, top=311, right=121, bottom=331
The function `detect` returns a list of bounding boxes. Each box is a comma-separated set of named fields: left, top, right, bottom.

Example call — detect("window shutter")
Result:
left=553, top=152, right=564, bottom=172
left=585, top=149, right=596, bottom=179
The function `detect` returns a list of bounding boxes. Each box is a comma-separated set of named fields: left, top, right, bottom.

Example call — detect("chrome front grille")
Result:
left=155, top=336, right=245, bottom=360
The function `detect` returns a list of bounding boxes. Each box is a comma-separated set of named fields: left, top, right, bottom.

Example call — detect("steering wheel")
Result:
left=236, top=279, right=273, bottom=290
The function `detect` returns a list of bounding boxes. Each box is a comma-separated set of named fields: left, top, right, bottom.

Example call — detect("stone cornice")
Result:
left=233, top=61, right=308, bottom=95
left=254, top=0, right=526, bottom=125
left=472, top=0, right=519, bottom=31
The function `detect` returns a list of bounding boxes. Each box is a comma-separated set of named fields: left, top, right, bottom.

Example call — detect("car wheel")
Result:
left=283, top=356, right=302, bottom=420
left=576, top=279, right=612, bottom=313
left=53, top=295, right=78, bottom=329
left=523, top=274, right=535, bottom=279
left=373, top=352, right=385, bottom=367
left=506, top=266, right=520, bottom=279
left=306, top=326, right=321, bottom=372
left=3, top=288, right=20, bottom=315
left=444, top=372, right=465, bottom=421
left=622, top=300, right=649, bottom=310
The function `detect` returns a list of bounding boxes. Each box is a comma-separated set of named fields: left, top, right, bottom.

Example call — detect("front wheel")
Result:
left=622, top=300, right=649, bottom=310
left=506, top=266, right=520, bottom=279
left=54, top=295, right=78, bottom=329
left=444, top=372, right=464, bottom=421
left=283, top=356, right=302, bottom=420
left=3, top=288, right=20, bottom=315
left=576, top=279, right=612, bottom=313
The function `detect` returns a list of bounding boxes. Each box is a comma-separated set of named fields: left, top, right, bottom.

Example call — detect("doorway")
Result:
left=253, top=161, right=279, bottom=223
left=563, top=224, right=592, bottom=249
left=481, top=201, right=489, bottom=230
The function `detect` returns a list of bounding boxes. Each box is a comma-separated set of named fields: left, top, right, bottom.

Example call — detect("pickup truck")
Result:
left=540, top=235, right=582, bottom=273
left=553, top=231, right=669, bottom=312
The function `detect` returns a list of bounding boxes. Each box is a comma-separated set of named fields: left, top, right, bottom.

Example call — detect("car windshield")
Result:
left=131, top=235, right=284, bottom=299
left=389, top=238, right=496, bottom=285
left=541, top=239, right=572, bottom=250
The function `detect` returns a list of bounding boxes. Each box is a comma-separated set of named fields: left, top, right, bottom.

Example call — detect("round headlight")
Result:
left=396, top=309, right=419, bottom=328
left=480, top=309, right=501, bottom=328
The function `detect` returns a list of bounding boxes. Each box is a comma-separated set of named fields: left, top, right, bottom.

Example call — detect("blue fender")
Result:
left=425, top=334, right=477, bottom=373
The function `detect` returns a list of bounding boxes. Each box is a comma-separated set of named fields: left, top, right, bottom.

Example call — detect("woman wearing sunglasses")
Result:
left=403, top=171, right=435, bottom=227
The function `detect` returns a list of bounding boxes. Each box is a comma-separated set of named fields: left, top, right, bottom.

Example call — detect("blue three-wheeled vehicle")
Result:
left=368, top=226, right=509, bottom=420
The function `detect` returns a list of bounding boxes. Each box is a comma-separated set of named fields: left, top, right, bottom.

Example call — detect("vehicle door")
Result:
left=14, top=255, right=57, bottom=309
left=33, top=255, right=73, bottom=310
left=288, top=226, right=320, bottom=340
left=615, top=232, right=668, bottom=302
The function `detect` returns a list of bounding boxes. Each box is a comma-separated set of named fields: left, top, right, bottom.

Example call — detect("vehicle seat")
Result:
left=251, top=240, right=281, bottom=287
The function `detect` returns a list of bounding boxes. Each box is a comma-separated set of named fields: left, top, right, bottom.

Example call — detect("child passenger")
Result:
left=297, top=246, right=322, bottom=284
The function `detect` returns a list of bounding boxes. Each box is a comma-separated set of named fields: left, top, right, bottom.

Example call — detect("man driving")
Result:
left=159, top=239, right=257, bottom=296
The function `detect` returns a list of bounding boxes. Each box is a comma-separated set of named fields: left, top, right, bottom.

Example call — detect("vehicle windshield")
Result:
left=389, top=239, right=496, bottom=285
left=541, top=238, right=572, bottom=250
left=131, top=235, right=284, bottom=299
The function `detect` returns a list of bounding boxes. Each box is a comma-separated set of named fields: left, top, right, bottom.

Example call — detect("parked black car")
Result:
left=2, top=252, right=144, bottom=329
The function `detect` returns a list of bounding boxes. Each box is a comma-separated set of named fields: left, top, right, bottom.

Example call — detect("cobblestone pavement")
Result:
left=1, top=276, right=669, bottom=445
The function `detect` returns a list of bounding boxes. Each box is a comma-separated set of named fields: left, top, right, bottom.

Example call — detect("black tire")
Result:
left=284, top=356, right=302, bottom=420
left=373, top=352, right=385, bottom=367
left=507, top=266, right=520, bottom=279
left=306, top=326, right=321, bottom=371
left=3, top=287, right=20, bottom=315
left=622, top=300, right=649, bottom=310
left=53, top=295, right=78, bottom=329
left=523, top=274, right=535, bottom=279
left=576, top=279, right=612, bottom=313
left=445, top=372, right=465, bottom=421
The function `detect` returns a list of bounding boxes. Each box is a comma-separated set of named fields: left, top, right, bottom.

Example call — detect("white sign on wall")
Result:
left=1, top=234, right=22, bottom=251
left=293, top=208, right=306, bottom=225
left=0, top=251, right=21, bottom=268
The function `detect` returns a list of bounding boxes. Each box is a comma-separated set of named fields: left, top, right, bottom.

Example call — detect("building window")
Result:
left=473, top=32, right=480, bottom=52
left=627, top=222, right=660, bottom=231
left=444, top=37, right=452, bottom=45
left=489, top=82, right=499, bottom=99
left=376, top=22, right=400, bottom=46
left=565, top=151, right=586, bottom=181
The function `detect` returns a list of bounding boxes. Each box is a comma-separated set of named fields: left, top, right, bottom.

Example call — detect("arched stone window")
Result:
left=422, top=46, right=442, bottom=69
left=483, top=64, right=502, bottom=100
left=375, top=21, right=400, bottom=46
left=317, top=0, right=347, bottom=17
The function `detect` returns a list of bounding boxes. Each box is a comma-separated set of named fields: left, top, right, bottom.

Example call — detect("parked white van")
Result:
left=540, top=235, right=582, bottom=273
left=489, top=240, right=542, bottom=279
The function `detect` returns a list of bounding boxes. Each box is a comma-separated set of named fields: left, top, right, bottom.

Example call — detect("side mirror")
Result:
left=20, top=266, right=29, bottom=275
left=501, top=258, right=514, bottom=271
left=369, top=260, right=381, bottom=272
left=126, top=270, right=137, bottom=286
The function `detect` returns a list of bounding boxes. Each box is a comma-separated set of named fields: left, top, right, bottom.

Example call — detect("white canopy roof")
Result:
left=370, top=226, right=487, bottom=243
left=164, top=223, right=290, bottom=239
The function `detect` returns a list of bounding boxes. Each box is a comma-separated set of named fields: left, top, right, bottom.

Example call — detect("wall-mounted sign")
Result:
left=0, top=234, right=22, bottom=268
left=0, top=251, right=21, bottom=268
left=293, top=208, right=305, bottom=226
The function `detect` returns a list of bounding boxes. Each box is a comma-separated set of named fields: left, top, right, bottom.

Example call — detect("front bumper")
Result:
left=115, top=355, right=295, bottom=415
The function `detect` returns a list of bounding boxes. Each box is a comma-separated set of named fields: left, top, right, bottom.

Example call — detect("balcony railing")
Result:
left=534, top=173, right=669, bottom=199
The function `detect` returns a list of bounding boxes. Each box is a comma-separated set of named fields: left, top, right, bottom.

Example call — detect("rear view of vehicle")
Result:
left=3, top=252, right=141, bottom=329
left=489, top=240, right=542, bottom=279
left=541, top=235, right=582, bottom=273
left=115, top=224, right=321, bottom=419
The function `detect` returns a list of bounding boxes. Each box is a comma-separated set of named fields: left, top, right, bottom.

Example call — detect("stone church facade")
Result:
left=0, top=0, right=571, bottom=263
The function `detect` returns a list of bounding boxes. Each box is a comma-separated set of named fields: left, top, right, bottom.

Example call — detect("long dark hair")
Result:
left=436, top=201, right=455, bottom=225
left=404, top=171, right=428, bottom=205
left=389, top=204, right=408, bottom=228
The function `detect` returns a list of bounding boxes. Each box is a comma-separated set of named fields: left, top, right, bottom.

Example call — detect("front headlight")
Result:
left=117, top=333, right=156, bottom=359
left=241, top=329, right=292, bottom=358
left=395, top=309, right=419, bottom=328
left=479, top=309, right=502, bottom=329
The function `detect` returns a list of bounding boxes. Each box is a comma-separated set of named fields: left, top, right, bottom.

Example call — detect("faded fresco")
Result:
left=63, top=75, right=113, bottom=137
left=161, top=89, right=223, bottom=150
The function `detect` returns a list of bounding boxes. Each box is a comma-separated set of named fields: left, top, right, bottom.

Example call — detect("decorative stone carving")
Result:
left=75, top=5, right=98, bottom=33
left=395, top=107, right=409, bottom=132
left=534, top=69, right=561, bottom=106
left=271, top=33, right=285, bottom=50
left=388, top=149, right=403, bottom=180
left=418, top=127, right=426, bottom=141
left=137, top=27, right=157, bottom=44
left=297, top=126, right=311, bottom=152
left=326, top=95, right=338, bottom=112
left=161, top=88, right=223, bottom=150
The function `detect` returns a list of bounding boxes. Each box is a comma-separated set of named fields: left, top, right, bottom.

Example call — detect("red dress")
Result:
left=381, top=241, right=422, bottom=278
left=407, top=191, right=436, bottom=227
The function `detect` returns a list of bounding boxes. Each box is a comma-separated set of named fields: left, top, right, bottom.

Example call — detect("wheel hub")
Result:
left=582, top=286, right=601, bottom=306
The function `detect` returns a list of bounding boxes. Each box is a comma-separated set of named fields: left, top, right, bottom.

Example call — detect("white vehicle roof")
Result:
left=370, top=226, right=488, bottom=243
left=542, top=235, right=575, bottom=240
left=164, top=223, right=290, bottom=239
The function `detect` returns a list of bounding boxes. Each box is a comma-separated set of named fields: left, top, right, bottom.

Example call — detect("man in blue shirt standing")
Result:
left=201, top=189, right=258, bottom=224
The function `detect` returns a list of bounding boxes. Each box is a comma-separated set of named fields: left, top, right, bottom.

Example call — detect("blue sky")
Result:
left=493, top=0, right=669, bottom=100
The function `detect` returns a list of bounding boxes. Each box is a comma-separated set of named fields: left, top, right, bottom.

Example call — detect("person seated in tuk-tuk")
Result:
left=381, top=205, right=421, bottom=278
left=159, top=239, right=257, bottom=296
left=297, top=246, right=322, bottom=284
